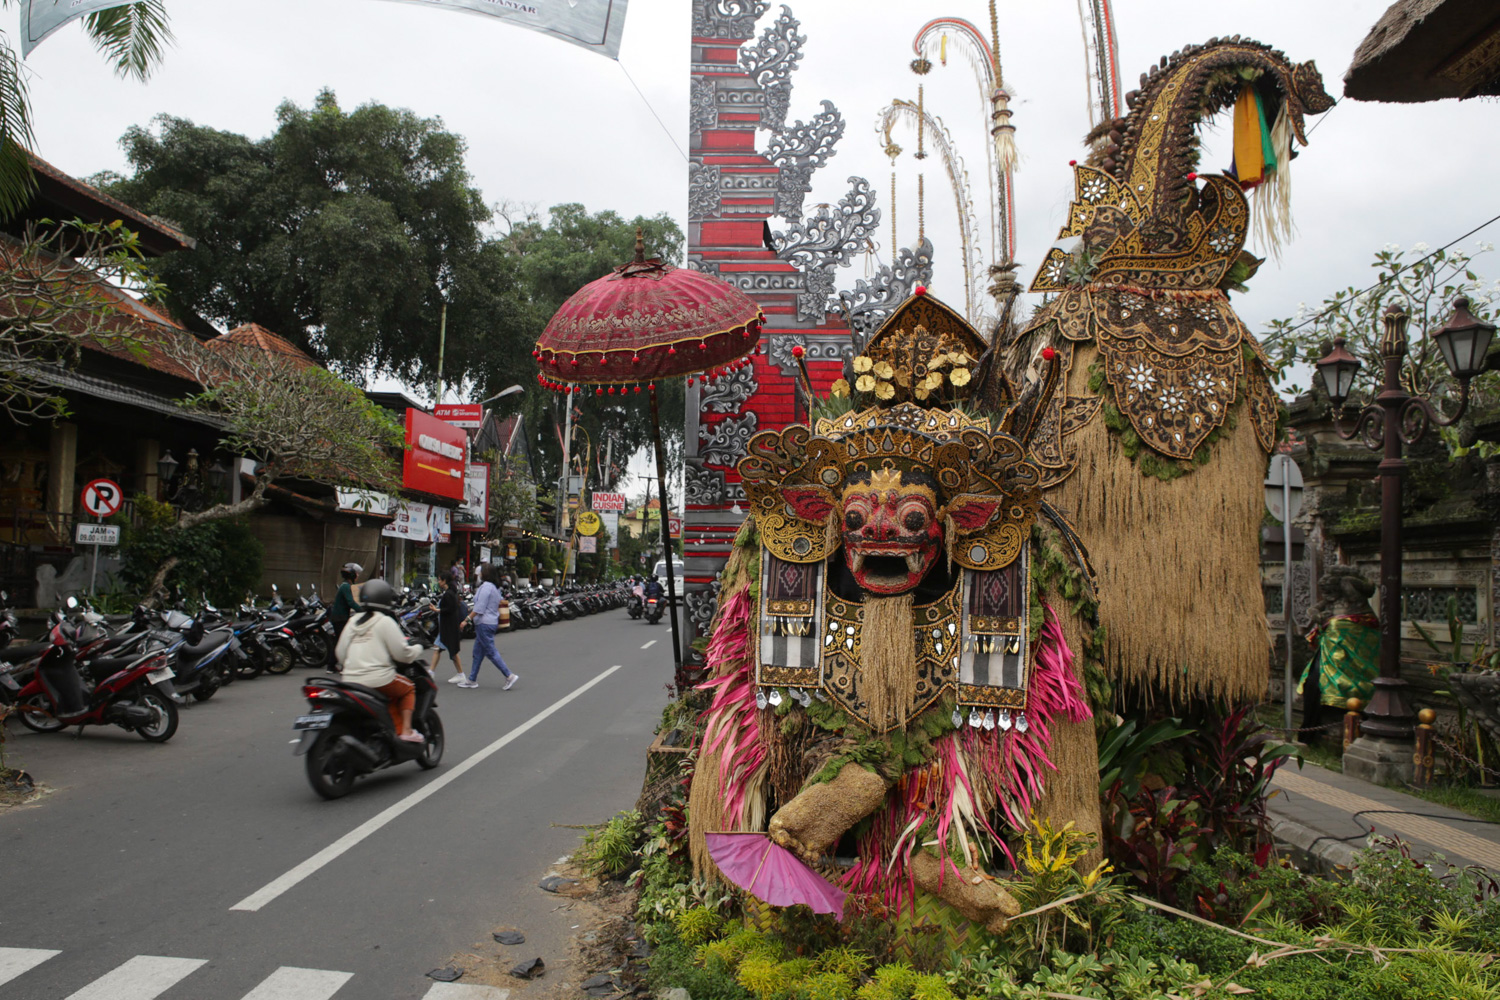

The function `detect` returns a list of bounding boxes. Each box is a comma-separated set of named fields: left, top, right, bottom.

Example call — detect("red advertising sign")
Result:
left=404, top=409, right=466, bottom=500
left=434, top=403, right=483, bottom=429
left=591, top=491, right=626, bottom=512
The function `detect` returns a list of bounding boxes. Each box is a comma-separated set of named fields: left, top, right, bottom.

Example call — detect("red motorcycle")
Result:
left=12, top=608, right=180, bottom=742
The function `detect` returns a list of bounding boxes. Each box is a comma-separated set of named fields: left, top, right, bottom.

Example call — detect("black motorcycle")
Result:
left=644, top=594, right=664, bottom=625
left=292, top=659, right=444, bottom=799
left=626, top=592, right=643, bottom=619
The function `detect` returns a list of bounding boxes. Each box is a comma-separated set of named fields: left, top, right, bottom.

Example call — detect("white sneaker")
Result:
left=504, top=674, right=519, bottom=691
left=447, top=674, right=464, bottom=684
left=457, top=680, right=479, bottom=689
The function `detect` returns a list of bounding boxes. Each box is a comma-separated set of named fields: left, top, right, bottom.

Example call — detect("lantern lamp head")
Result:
left=1314, top=337, right=1362, bottom=409
left=1432, top=296, right=1496, bottom=383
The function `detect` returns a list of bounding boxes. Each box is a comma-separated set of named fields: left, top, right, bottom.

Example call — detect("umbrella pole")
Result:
left=649, top=386, right=684, bottom=687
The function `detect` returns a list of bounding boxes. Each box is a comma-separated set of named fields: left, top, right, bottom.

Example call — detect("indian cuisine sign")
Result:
left=21, top=0, right=628, bottom=59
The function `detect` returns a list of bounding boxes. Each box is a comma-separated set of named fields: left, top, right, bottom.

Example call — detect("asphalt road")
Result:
left=0, top=610, right=676, bottom=1000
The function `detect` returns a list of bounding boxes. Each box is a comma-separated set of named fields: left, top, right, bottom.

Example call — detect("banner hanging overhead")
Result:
left=21, top=0, right=135, bottom=57
left=370, top=0, right=628, bottom=59
left=22, top=0, right=629, bottom=59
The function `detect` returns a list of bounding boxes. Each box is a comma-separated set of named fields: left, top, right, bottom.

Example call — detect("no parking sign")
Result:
left=80, top=479, right=123, bottom=518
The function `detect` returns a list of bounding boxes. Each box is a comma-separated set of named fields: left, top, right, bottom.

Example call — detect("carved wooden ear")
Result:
left=943, top=494, right=1002, bottom=533
left=780, top=485, right=836, bottom=524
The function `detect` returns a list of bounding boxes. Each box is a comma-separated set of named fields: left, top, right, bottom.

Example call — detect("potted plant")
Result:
left=516, top=556, right=534, bottom=581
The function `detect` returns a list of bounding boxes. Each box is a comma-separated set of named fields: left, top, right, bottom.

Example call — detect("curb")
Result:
left=1268, top=812, right=1358, bottom=871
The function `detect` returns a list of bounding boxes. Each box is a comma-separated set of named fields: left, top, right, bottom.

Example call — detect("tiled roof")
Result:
left=207, top=323, right=318, bottom=368
left=26, top=150, right=195, bottom=252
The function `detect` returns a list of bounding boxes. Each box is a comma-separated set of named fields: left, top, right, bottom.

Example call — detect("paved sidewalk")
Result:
left=1267, top=761, right=1500, bottom=871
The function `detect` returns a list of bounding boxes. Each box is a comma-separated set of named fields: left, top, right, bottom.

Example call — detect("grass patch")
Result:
left=1399, top=782, right=1500, bottom=826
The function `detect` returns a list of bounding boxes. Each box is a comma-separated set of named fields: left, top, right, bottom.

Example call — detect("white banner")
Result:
left=337, top=489, right=394, bottom=516
left=22, top=0, right=628, bottom=59
left=601, top=511, right=619, bottom=548
left=21, top=1, right=132, bottom=57
left=371, top=0, right=627, bottom=58
left=579, top=535, right=597, bottom=554
left=381, top=501, right=453, bottom=543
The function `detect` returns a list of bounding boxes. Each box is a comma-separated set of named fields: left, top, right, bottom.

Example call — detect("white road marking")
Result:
left=241, top=966, right=354, bottom=999
left=423, top=984, right=511, bottom=999
left=0, top=947, right=59, bottom=987
left=640, top=640, right=656, bottom=649
left=64, top=955, right=206, bottom=1000
left=231, top=664, right=625, bottom=912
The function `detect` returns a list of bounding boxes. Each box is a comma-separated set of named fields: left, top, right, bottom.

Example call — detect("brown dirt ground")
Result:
left=436, top=859, right=646, bottom=999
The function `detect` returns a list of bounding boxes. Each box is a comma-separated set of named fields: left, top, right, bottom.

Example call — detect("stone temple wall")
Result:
left=680, top=1, right=934, bottom=657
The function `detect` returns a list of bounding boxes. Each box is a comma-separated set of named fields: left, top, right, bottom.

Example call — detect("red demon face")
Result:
left=839, top=468, right=943, bottom=595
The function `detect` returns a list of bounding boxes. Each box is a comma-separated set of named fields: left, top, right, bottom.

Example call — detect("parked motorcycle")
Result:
left=12, top=599, right=180, bottom=741
left=292, top=657, right=444, bottom=799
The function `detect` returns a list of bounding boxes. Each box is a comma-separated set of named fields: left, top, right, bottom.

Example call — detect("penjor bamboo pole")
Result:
left=649, top=385, right=684, bottom=683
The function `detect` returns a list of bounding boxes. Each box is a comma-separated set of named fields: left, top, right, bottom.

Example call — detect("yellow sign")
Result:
left=576, top=511, right=602, bottom=536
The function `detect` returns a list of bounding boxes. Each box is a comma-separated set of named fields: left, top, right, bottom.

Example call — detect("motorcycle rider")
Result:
left=644, top=575, right=664, bottom=600
left=333, top=579, right=425, bottom=743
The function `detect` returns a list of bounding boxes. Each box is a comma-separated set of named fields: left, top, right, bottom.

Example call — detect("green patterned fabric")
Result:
left=1299, top=614, right=1380, bottom=707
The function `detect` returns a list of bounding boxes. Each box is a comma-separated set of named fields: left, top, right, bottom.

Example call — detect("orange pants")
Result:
left=376, top=676, right=415, bottom=733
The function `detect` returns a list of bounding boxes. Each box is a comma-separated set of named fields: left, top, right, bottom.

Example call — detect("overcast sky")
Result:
left=26, top=0, right=1500, bottom=484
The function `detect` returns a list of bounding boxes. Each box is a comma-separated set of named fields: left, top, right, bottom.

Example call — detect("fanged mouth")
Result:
left=850, top=550, right=925, bottom=583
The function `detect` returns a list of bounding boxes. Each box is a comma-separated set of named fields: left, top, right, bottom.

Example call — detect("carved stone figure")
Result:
left=1299, top=566, right=1379, bottom=737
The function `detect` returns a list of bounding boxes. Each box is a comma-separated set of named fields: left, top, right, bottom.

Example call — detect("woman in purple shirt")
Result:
left=460, top=564, right=517, bottom=689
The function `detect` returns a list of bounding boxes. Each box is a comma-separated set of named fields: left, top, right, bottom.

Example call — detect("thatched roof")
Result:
left=1345, top=0, right=1500, bottom=102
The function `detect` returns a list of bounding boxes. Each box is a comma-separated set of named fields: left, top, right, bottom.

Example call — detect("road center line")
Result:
left=230, top=664, right=624, bottom=912
left=640, top=640, right=656, bottom=649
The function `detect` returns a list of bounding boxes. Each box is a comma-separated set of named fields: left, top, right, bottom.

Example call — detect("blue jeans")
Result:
left=468, top=622, right=511, bottom=681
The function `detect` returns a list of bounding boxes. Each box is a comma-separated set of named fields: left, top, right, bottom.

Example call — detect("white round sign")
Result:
left=80, top=478, right=124, bottom=518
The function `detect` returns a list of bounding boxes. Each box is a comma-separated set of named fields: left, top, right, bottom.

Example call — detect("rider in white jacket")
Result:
left=334, top=579, right=426, bottom=742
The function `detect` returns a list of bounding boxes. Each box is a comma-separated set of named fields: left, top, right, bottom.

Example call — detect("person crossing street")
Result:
left=460, top=564, right=517, bottom=690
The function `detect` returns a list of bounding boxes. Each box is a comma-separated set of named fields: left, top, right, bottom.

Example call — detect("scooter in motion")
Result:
left=292, top=658, right=444, bottom=799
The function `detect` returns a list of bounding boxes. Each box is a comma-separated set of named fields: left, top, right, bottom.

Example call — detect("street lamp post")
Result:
left=1316, top=298, right=1494, bottom=783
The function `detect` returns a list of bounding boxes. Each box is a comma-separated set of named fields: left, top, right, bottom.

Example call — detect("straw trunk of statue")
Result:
left=1007, top=39, right=1334, bottom=705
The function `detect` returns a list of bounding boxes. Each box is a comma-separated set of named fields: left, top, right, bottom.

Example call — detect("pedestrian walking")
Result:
left=431, top=574, right=467, bottom=684
left=460, top=564, right=517, bottom=690
left=327, top=563, right=363, bottom=669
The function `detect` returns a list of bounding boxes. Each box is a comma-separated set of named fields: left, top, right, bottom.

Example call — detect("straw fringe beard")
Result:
left=862, top=593, right=919, bottom=732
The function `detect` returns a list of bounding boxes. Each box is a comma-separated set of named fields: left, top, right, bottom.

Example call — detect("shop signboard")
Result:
left=591, top=492, right=626, bottom=512
left=381, top=501, right=452, bottom=543
left=404, top=409, right=466, bottom=501
left=455, top=463, right=490, bottom=530
left=434, top=403, right=484, bottom=429
left=579, top=535, right=598, bottom=554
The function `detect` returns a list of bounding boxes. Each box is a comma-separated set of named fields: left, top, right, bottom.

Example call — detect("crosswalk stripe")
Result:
left=64, top=955, right=207, bottom=1000
left=423, top=984, right=510, bottom=1000
left=241, top=965, right=354, bottom=1000
left=0, top=948, right=60, bottom=987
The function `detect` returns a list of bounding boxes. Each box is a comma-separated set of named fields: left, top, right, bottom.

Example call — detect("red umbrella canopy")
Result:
left=534, top=235, right=763, bottom=391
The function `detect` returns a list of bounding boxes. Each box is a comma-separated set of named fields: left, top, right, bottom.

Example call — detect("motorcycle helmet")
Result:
left=358, top=578, right=396, bottom=613
left=341, top=562, right=363, bottom=581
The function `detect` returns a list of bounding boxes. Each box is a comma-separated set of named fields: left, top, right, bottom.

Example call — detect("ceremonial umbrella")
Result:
left=705, top=832, right=847, bottom=919
left=535, top=232, right=763, bottom=680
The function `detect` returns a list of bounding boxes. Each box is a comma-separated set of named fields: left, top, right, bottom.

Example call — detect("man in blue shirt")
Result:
left=461, top=564, right=517, bottom=689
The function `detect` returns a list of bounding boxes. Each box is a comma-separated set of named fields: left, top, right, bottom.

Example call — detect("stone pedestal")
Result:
left=1343, top=734, right=1414, bottom=786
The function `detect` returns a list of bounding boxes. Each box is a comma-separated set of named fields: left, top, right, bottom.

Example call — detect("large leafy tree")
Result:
left=101, top=90, right=510, bottom=389
left=0, top=1, right=172, bottom=218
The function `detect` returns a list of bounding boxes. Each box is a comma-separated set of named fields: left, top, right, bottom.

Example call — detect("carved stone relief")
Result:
left=701, top=363, right=758, bottom=414
left=692, top=0, right=771, bottom=40
left=699, top=412, right=759, bottom=466
left=841, top=236, right=937, bottom=340
left=739, top=5, right=805, bottom=130
left=689, top=163, right=722, bottom=219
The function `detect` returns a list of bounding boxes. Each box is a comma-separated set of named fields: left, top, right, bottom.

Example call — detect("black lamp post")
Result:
left=1315, top=298, right=1494, bottom=781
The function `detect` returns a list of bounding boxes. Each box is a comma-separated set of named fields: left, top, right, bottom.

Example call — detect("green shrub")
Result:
left=575, top=809, right=642, bottom=878
left=856, top=962, right=918, bottom=1000
left=675, top=906, right=726, bottom=946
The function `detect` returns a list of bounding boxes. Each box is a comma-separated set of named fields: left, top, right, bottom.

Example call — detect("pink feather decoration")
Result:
left=696, top=588, right=764, bottom=827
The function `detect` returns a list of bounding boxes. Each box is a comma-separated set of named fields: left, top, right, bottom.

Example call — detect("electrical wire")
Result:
left=619, top=61, right=689, bottom=163
left=1260, top=211, right=1500, bottom=347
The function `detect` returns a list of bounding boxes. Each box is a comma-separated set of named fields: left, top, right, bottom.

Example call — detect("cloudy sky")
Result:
left=26, top=0, right=1500, bottom=398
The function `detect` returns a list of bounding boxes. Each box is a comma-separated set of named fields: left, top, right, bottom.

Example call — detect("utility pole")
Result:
left=430, top=299, right=448, bottom=587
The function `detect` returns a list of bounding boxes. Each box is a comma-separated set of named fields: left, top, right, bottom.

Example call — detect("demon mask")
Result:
left=840, top=467, right=943, bottom=594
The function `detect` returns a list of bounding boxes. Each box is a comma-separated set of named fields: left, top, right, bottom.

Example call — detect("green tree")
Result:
left=101, top=90, right=515, bottom=390
left=0, top=1, right=171, bottom=218
left=1261, top=242, right=1498, bottom=456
